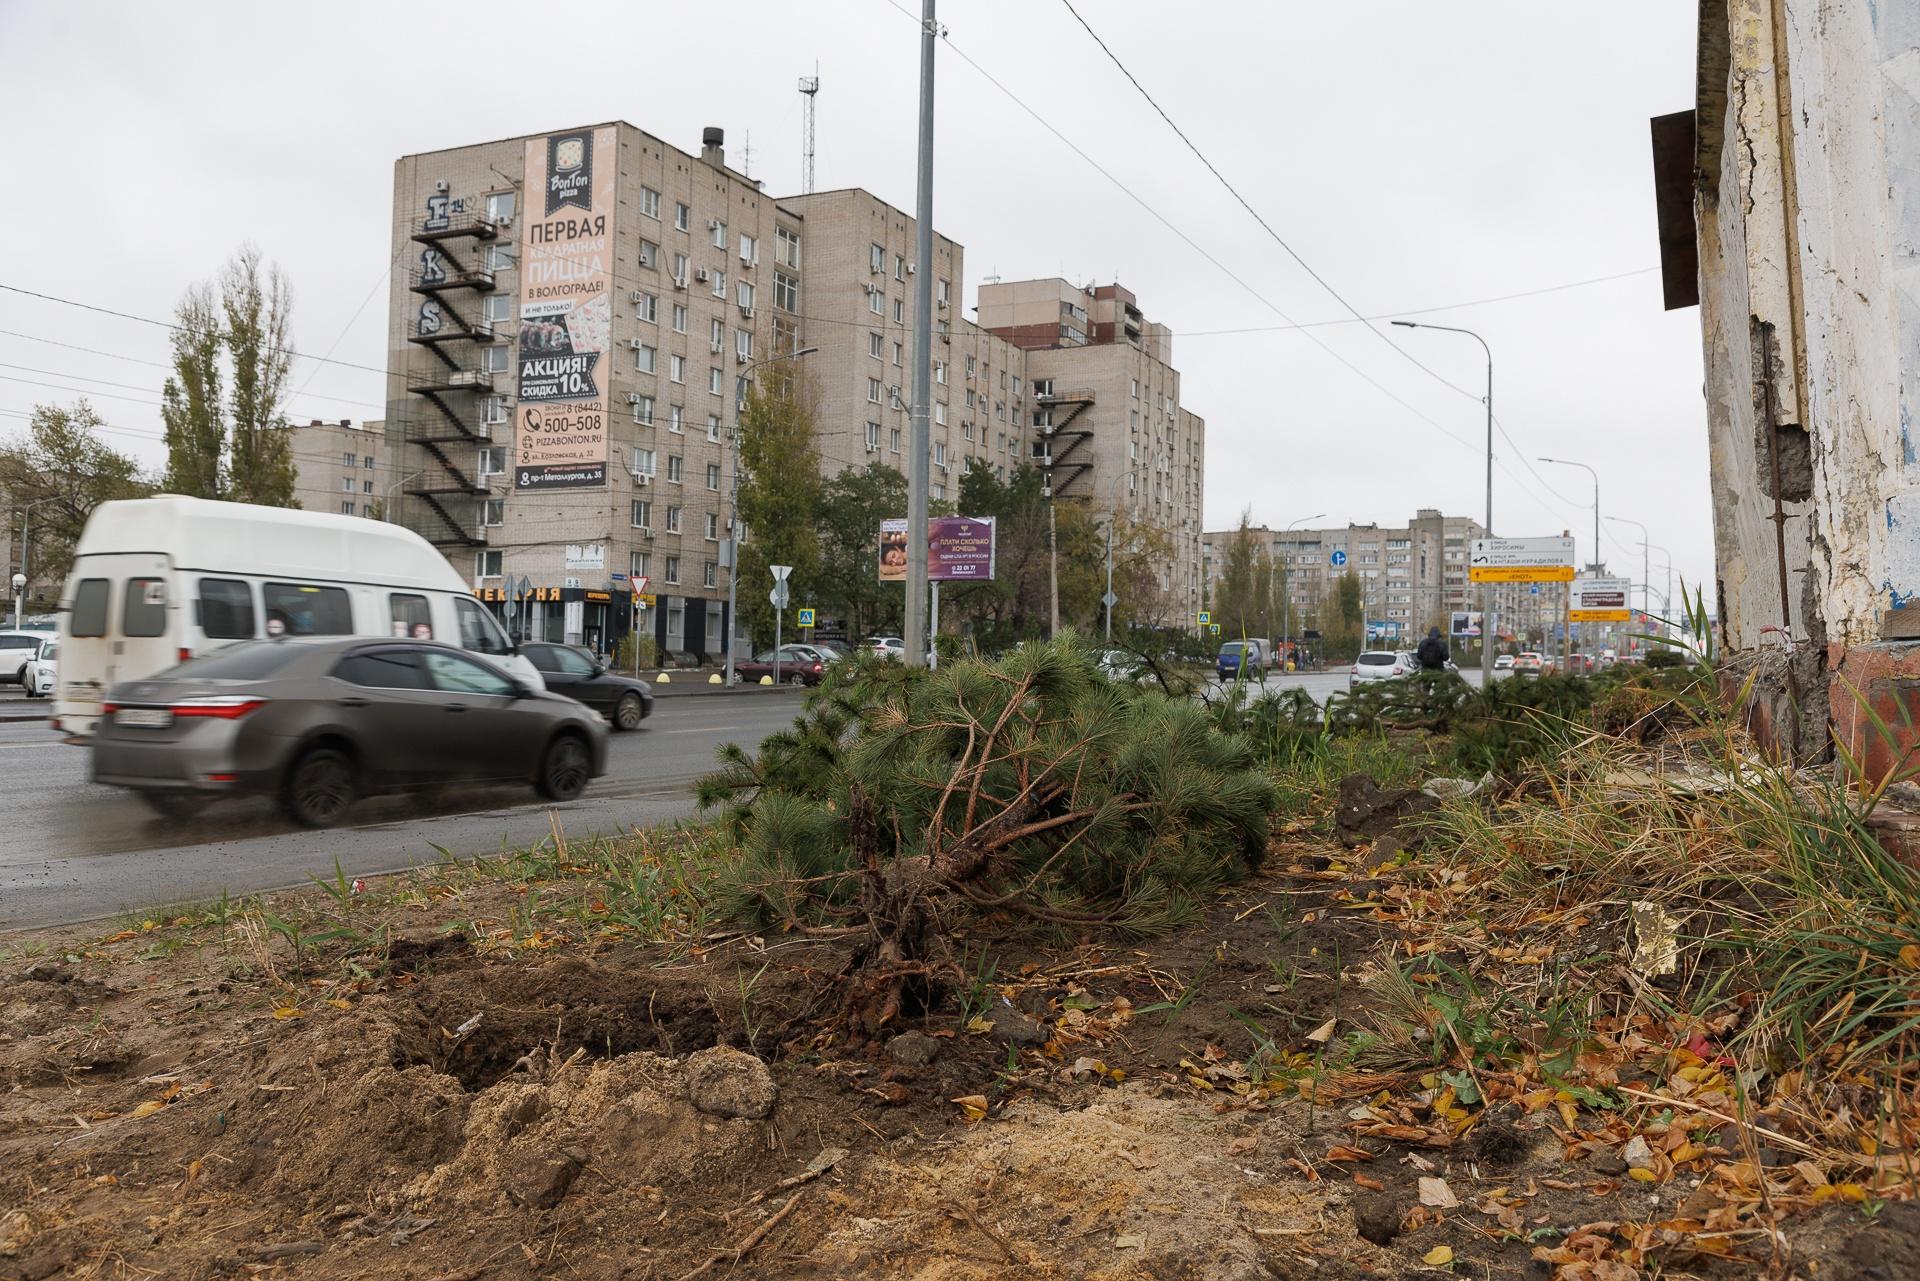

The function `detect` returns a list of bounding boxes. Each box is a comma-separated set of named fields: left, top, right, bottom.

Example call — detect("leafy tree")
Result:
left=0, top=401, right=155, bottom=588
left=1333, top=570, right=1364, bottom=655
left=817, top=462, right=908, bottom=641
left=734, top=375, right=822, bottom=647
left=1106, top=511, right=1178, bottom=630
left=160, top=245, right=297, bottom=506
left=950, top=461, right=1052, bottom=644
left=1214, top=511, right=1269, bottom=638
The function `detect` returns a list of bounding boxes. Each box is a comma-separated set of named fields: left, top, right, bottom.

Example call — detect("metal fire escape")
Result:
left=1034, top=386, right=1096, bottom=498
left=402, top=211, right=499, bottom=547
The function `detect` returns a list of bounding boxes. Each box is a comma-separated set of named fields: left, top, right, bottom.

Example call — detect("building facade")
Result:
left=290, top=419, right=387, bottom=518
left=384, top=122, right=1208, bottom=658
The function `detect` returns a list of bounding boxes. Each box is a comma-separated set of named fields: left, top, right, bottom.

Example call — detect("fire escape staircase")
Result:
left=402, top=215, right=499, bottom=549
left=1035, top=388, right=1096, bottom=498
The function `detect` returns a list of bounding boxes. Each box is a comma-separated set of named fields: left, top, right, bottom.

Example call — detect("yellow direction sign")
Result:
left=1470, top=565, right=1576, bottom=583
left=1569, top=577, right=1631, bottom=622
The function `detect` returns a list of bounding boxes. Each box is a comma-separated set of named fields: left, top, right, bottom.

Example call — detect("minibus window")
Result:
left=454, top=596, right=511, bottom=655
left=262, top=583, right=353, bottom=636
left=70, top=580, right=109, bottom=637
left=199, top=578, right=256, bottom=639
left=389, top=593, right=433, bottom=640
left=123, top=578, right=168, bottom=637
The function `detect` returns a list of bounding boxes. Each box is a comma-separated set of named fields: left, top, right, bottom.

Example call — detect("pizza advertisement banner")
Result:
left=513, top=127, right=616, bottom=491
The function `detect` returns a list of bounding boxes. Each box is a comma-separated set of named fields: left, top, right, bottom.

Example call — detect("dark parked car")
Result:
left=92, top=637, right=608, bottom=827
left=520, top=642, right=653, bottom=730
left=736, top=645, right=829, bottom=685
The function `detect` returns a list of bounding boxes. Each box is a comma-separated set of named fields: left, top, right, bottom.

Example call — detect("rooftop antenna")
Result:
left=799, top=65, right=820, bottom=192
left=741, top=129, right=752, bottom=176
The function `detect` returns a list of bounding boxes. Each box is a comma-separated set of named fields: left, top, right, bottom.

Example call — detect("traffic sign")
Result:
left=631, top=575, right=649, bottom=596
left=1100, top=591, right=1118, bottom=610
left=1330, top=549, right=1348, bottom=567
left=1469, top=537, right=1575, bottom=583
left=1208, top=623, right=1221, bottom=635
left=1197, top=610, right=1212, bottom=625
left=769, top=583, right=790, bottom=609
left=770, top=564, right=793, bottom=583
left=1569, top=576, right=1632, bottom=622
left=797, top=607, right=816, bottom=628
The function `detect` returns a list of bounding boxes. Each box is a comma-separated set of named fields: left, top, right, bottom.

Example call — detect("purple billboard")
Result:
left=877, top=516, right=997, bottom=583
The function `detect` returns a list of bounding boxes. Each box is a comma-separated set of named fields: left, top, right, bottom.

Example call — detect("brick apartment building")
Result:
left=290, top=419, right=387, bottom=518
left=383, top=121, right=1207, bottom=658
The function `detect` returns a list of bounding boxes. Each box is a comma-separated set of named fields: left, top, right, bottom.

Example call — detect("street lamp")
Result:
left=1604, top=515, right=1654, bottom=623
left=1280, top=513, right=1324, bottom=671
left=1392, top=321, right=1494, bottom=686
left=10, top=572, right=24, bottom=632
left=724, top=345, right=818, bottom=687
left=9, top=496, right=56, bottom=631
left=1538, top=458, right=1601, bottom=574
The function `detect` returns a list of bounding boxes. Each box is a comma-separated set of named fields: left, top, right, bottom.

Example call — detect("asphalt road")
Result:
left=1199, top=666, right=1492, bottom=703
left=0, top=691, right=806, bottom=932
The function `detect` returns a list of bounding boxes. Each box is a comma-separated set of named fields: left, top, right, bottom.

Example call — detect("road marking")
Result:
left=658, top=725, right=740, bottom=734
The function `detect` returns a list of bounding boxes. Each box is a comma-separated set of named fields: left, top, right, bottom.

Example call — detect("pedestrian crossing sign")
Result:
left=797, top=607, right=816, bottom=628
left=1197, top=610, right=1212, bottom=625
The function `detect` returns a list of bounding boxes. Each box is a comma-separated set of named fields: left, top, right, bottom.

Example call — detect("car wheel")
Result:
left=613, top=691, right=645, bottom=731
left=536, top=733, right=591, bottom=801
left=138, top=790, right=209, bottom=820
left=282, top=747, right=356, bottom=828
left=785, top=672, right=808, bottom=686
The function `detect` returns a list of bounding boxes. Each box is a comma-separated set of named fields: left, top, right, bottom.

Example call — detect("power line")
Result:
left=1175, top=268, right=1658, bottom=338
left=0, top=358, right=385, bottom=415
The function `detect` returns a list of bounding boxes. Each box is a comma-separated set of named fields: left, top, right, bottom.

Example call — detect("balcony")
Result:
left=410, top=211, right=500, bottom=245
left=407, top=367, right=496, bottom=395
left=1035, top=386, right=1096, bottom=406
left=409, top=264, right=496, bottom=294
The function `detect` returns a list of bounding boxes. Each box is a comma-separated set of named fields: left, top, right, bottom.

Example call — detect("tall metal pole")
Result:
left=1391, top=321, right=1492, bottom=685
left=1281, top=513, right=1324, bottom=672
left=1047, top=500, right=1060, bottom=636
left=723, top=347, right=816, bottom=686
left=1606, top=515, right=1653, bottom=635
left=1103, top=509, right=1113, bottom=641
left=1539, top=457, right=1600, bottom=655
left=902, top=0, right=937, bottom=669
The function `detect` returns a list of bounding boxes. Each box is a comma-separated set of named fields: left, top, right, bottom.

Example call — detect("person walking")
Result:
left=1416, top=625, right=1450, bottom=672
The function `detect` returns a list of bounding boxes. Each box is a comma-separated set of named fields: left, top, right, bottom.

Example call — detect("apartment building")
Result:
left=980, top=280, right=1205, bottom=621
left=385, top=122, right=1209, bottom=658
left=1203, top=509, right=1535, bottom=642
left=291, top=419, right=387, bottom=518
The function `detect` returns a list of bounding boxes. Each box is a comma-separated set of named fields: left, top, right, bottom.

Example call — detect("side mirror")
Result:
left=511, top=679, right=534, bottom=699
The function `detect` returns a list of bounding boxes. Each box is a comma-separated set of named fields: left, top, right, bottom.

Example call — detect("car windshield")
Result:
left=1219, top=643, right=1246, bottom=656
left=0, top=635, right=39, bottom=650
left=1357, top=653, right=1397, bottom=666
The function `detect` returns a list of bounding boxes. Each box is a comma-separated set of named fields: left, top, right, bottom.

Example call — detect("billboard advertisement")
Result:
left=514, top=127, right=615, bottom=491
left=1449, top=611, right=1483, bottom=637
left=877, top=517, right=998, bottom=583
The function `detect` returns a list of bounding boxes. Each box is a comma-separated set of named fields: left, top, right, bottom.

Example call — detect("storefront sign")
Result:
left=514, top=127, right=615, bottom=491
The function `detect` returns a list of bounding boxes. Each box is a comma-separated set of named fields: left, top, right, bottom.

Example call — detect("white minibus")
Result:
left=54, top=496, right=543, bottom=739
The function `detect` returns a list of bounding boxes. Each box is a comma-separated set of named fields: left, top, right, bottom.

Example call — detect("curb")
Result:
left=650, top=681, right=808, bottom=698
left=0, top=712, right=50, bottom=723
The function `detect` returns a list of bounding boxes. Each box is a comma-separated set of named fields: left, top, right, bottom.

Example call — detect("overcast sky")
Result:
left=0, top=0, right=1708, bottom=609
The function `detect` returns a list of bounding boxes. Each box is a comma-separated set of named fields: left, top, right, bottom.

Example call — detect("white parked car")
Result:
left=0, top=631, right=51, bottom=686
left=17, top=636, right=57, bottom=697
left=1350, top=650, right=1417, bottom=689
left=865, top=636, right=905, bottom=658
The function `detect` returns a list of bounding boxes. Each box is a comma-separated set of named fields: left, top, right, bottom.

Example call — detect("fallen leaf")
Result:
left=1326, top=1145, right=1375, bottom=1163
left=1626, top=1168, right=1658, bottom=1183
left=272, top=1006, right=304, bottom=1020
left=950, top=1094, right=988, bottom=1122
left=1353, top=1174, right=1386, bottom=1191
left=1419, top=1176, right=1461, bottom=1208
left=1900, top=943, right=1920, bottom=970
left=1305, top=1017, right=1337, bottom=1044
left=1228, top=1136, right=1257, bottom=1156
left=325, top=997, right=351, bottom=1011
left=128, top=1100, right=166, bottom=1119
left=965, top=1014, right=993, bottom=1035
left=1113, top=1234, right=1146, bottom=1249
left=1423, top=1244, right=1455, bottom=1265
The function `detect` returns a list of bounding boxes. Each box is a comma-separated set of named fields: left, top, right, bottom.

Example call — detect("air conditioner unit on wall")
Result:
left=628, top=338, right=644, bottom=350
left=695, top=268, right=710, bottom=283
left=627, top=393, right=644, bottom=405
left=630, top=290, right=645, bottom=304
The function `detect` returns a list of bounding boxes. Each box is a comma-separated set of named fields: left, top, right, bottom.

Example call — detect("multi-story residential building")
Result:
left=980, top=280, right=1205, bottom=622
left=1203, top=509, right=1539, bottom=643
left=291, top=419, right=387, bottom=518
left=384, top=122, right=1208, bottom=658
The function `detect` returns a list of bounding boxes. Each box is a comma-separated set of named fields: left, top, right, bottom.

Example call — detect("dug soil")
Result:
left=0, top=836, right=1902, bottom=1280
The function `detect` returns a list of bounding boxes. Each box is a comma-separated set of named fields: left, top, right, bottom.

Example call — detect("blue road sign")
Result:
left=1330, top=549, right=1348, bottom=567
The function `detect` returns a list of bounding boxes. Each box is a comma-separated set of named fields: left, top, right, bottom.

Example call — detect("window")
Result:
left=870, top=243, right=885, bottom=272
left=363, top=479, right=374, bottom=494
left=341, top=500, right=355, bottom=515
left=485, top=394, right=507, bottom=425
left=705, top=462, right=721, bottom=490
left=665, top=556, right=681, bottom=584
left=638, top=239, right=658, bottom=270
left=631, top=498, right=653, bottom=528
left=736, top=329, right=752, bottom=360
left=1130, top=378, right=1140, bottom=398
left=706, top=414, right=722, bottom=442
left=635, top=343, right=656, bottom=373
left=485, top=242, right=516, bottom=272
left=889, top=427, right=901, bottom=453
left=640, top=186, right=661, bottom=219
left=675, top=201, right=690, bottom=232
left=485, top=190, right=515, bottom=223
left=263, top=583, right=352, bottom=635
left=894, top=254, right=906, bottom=280
left=865, top=421, right=881, bottom=450
left=671, top=303, right=687, bottom=334
left=198, top=578, right=254, bottom=639
left=343, top=451, right=357, bottom=468
left=962, top=422, right=974, bottom=442
left=934, top=360, right=946, bottom=385
left=634, top=291, right=657, bottom=323
left=868, top=377, right=883, bottom=404
left=709, top=317, right=725, bottom=351
left=477, top=550, right=503, bottom=578
left=524, top=643, right=596, bottom=677
left=711, top=268, right=726, bottom=299
left=711, top=220, right=727, bottom=249
left=365, top=455, right=376, bottom=468
left=709, top=366, right=724, bottom=394
left=703, top=560, right=717, bottom=588
left=1130, top=409, right=1139, bottom=431
left=631, top=551, right=650, bottom=579
left=342, top=477, right=355, bottom=492
left=892, top=298, right=904, bottom=324
left=937, top=277, right=950, bottom=305
left=869, top=332, right=883, bottom=359
left=666, top=455, right=684, bottom=483
left=704, top=512, right=720, bottom=540
left=482, top=498, right=504, bottom=526
left=736, top=281, right=754, bottom=311
left=776, top=225, right=800, bottom=267
left=933, top=402, right=946, bottom=426
left=868, top=289, right=884, bottom=316
left=479, top=345, right=508, bottom=374
left=669, top=354, right=685, bottom=384
left=630, top=447, right=656, bottom=478
left=631, top=395, right=654, bottom=425
left=934, top=442, right=947, bottom=467
left=667, top=404, right=685, bottom=434
left=453, top=596, right=511, bottom=655
left=387, top=593, right=433, bottom=640
left=424, top=649, right=515, bottom=695
left=892, top=342, right=903, bottom=366
left=739, top=232, right=756, bottom=263
left=672, top=252, right=689, bottom=283
left=477, top=446, right=506, bottom=475
left=966, top=355, right=977, bottom=379
left=1012, top=376, right=1021, bottom=395
left=483, top=293, right=512, bottom=325
left=665, top=506, right=683, bottom=533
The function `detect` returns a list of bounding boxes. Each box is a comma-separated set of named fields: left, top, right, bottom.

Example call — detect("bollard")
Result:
left=759, top=674, right=774, bottom=685
left=708, top=672, right=722, bottom=684
left=656, top=672, right=671, bottom=683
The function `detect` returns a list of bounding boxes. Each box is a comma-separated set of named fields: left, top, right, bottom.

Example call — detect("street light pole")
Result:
left=902, top=0, right=939, bottom=670
left=1604, top=515, right=1652, bottom=634
left=1539, top=457, right=1600, bottom=658
left=10, top=496, right=54, bottom=631
left=1281, top=513, right=1324, bottom=671
left=724, top=346, right=818, bottom=687
left=1391, top=321, right=1493, bottom=686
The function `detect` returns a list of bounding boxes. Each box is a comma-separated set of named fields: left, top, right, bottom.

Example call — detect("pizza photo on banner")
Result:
left=513, top=126, right=615, bottom=491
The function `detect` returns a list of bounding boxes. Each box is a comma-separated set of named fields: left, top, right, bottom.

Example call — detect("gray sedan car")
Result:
left=92, top=637, right=609, bottom=827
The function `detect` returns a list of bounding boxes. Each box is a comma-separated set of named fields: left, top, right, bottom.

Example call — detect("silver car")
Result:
left=1349, top=649, right=1418, bottom=690
left=92, top=637, right=608, bottom=826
